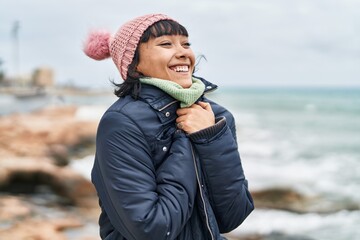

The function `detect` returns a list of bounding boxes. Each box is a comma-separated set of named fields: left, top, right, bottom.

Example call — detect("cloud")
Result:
left=1, top=0, right=359, bottom=87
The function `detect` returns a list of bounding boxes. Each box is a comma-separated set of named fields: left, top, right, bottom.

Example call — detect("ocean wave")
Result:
left=75, top=105, right=107, bottom=121
left=245, top=150, right=360, bottom=205
left=233, top=209, right=360, bottom=240
left=69, top=155, right=94, bottom=180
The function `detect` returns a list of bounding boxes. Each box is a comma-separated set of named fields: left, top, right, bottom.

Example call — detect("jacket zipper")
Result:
left=158, top=100, right=178, bottom=112
left=190, top=145, right=215, bottom=240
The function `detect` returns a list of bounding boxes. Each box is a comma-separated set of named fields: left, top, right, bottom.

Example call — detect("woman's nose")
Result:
left=175, top=45, right=189, bottom=59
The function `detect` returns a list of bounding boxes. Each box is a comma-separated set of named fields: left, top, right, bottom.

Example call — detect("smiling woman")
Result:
left=83, top=13, right=254, bottom=240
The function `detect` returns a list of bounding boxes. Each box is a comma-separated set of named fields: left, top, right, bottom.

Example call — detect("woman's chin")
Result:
left=174, top=77, right=193, bottom=88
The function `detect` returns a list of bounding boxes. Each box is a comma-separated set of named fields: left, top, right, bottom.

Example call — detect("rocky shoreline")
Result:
left=0, top=105, right=358, bottom=239
left=0, top=105, right=99, bottom=239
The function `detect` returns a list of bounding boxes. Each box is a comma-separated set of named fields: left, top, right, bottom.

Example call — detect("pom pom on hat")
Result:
left=83, top=30, right=111, bottom=60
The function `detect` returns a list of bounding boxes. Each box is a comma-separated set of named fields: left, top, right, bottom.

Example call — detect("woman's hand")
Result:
left=176, top=101, right=215, bottom=134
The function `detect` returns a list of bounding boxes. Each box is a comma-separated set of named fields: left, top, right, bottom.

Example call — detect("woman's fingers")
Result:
left=197, top=101, right=212, bottom=110
left=176, top=102, right=211, bottom=116
left=176, top=102, right=215, bottom=133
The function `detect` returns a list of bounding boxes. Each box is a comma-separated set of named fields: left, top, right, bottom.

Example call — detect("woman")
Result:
left=84, top=13, right=254, bottom=240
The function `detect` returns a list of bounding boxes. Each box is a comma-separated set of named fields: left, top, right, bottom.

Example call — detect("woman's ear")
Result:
left=136, top=63, right=143, bottom=74
left=127, top=67, right=142, bottom=79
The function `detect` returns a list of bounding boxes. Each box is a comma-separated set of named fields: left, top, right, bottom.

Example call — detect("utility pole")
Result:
left=0, top=59, right=4, bottom=84
left=11, top=20, right=20, bottom=85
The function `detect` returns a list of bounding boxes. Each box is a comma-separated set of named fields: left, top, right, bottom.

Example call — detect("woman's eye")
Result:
left=183, top=42, right=191, bottom=48
left=159, top=42, right=172, bottom=46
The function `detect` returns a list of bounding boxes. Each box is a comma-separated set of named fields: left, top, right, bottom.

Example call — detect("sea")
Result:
left=0, top=86, right=359, bottom=240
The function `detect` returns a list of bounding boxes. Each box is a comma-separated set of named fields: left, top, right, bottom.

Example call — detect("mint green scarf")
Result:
left=140, top=77, right=205, bottom=108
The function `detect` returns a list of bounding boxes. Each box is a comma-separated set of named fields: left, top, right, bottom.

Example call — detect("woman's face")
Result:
left=136, top=35, right=195, bottom=88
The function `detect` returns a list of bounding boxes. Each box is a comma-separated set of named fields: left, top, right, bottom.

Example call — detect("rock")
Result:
left=0, top=105, right=99, bottom=207
left=0, top=218, right=83, bottom=240
left=0, top=105, right=98, bottom=161
left=0, top=196, right=32, bottom=221
left=251, top=188, right=307, bottom=213
left=0, top=157, right=97, bottom=207
left=0, top=105, right=102, bottom=239
left=0, top=192, right=100, bottom=240
left=251, top=187, right=360, bottom=213
left=48, top=144, right=70, bottom=166
left=225, top=233, right=263, bottom=240
left=225, top=232, right=316, bottom=240
left=262, top=232, right=315, bottom=240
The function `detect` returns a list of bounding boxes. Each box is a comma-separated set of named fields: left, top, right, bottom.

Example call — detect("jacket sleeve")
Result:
left=189, top=115, right=254, bottom=233
left=93, top=111, right=197, bottom=240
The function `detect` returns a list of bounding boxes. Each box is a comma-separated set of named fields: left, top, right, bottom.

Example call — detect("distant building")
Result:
left=32, top=67, right=54, bottom=87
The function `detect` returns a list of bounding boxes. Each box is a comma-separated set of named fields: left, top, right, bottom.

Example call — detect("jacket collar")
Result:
left=138, top=76, right=218, bottom=111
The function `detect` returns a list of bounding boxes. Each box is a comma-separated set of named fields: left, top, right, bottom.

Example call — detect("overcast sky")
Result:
left=1, top=0, right=359, bottom=88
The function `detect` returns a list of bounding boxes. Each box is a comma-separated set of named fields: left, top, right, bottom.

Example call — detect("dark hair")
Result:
left=112, top=20, right=189, bottom=98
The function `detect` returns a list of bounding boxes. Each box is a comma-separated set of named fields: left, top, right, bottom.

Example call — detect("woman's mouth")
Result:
left=170, top=65, right=189, bottom=72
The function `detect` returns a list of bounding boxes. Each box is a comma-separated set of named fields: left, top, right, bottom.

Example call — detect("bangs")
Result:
left=140, top=20, right=188, bottom=43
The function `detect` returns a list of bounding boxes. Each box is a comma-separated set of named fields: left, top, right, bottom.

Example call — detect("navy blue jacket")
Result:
left=91, top=78, right=254, bottom=240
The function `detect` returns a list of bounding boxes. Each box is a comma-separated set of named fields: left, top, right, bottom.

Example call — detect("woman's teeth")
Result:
left=171, top=66, right=188, bottom=72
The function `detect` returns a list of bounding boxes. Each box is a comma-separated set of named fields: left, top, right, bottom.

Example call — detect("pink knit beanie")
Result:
left=83, top=14, right=173, bottom=80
